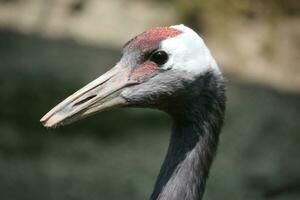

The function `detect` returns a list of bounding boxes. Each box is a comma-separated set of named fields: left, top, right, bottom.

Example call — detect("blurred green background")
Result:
left=0, top=0, right=299, bottom=200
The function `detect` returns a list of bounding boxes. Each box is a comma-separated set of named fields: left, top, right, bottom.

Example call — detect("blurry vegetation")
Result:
left=0, top=28, right=300, bottom=200
left=0, top=0, right=299, bottom=199
left=158, top=0, right=300, bottom=31
left=69, top=0, right=87, bottom=14
left=0, top=0, right=19, bottom=3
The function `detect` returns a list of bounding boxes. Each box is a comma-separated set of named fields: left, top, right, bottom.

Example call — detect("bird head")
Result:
left=40, top=25, right=221, bottom=127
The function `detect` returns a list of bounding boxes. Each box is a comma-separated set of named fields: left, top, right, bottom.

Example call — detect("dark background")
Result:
left=0, top=0, right=299, bottom=199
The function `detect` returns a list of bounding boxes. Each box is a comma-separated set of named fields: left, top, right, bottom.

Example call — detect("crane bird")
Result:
left=40, top=24, right=226, bottom=200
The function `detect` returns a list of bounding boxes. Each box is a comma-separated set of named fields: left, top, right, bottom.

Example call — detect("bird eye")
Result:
left=150, top=50, right=168, bottom=66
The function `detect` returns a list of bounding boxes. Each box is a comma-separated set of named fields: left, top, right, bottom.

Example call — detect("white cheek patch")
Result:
left=160, top=24, right=220, bottom=76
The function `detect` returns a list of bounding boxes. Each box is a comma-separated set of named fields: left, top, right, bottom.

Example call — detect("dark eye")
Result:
left=150, top=50, right=168, bottom=66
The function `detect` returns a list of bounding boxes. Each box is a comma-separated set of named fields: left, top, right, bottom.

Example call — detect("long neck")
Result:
left=150, top=73, right=225, bottom=200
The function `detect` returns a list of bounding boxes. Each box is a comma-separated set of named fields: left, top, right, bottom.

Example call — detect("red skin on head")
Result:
left=124, top=27, right=182, bottom=80
left=130, top=61, right=159, bottom=82
left=124, top=27, right=182, bottom=51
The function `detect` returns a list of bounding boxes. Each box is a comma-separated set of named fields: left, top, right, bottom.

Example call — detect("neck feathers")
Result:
left=151, top=72, right=226, bottom=200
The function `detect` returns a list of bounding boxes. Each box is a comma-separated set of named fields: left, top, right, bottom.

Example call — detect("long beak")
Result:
left=40, top=64, right=137, bottom=127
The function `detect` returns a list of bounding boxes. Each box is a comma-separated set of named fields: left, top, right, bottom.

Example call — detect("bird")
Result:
left=40, top=24, right=226, bottom=200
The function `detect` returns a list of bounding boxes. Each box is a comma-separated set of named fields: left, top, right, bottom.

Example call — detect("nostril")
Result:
left=73, top=95, right=97, bottom=107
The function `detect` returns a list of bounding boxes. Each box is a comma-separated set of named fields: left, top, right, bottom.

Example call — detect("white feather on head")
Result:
left=160, top=24, right=221, bottom=76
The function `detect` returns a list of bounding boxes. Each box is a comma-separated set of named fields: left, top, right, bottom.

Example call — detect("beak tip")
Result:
left=40, top=118, right=51, bottom=128
left=40, top=115, right=48, bottom=126
left=40, top=113, right=59, bottom=128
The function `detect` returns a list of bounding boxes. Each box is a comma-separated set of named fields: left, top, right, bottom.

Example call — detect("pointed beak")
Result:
left=40, top=64, right=138, bottom=127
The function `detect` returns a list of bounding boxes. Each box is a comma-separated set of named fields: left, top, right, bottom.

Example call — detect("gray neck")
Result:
left=150, top=73, right=225, bottom=200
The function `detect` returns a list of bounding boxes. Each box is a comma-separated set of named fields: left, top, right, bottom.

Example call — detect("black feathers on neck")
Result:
left=151, top=72, right=226, bottom=200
